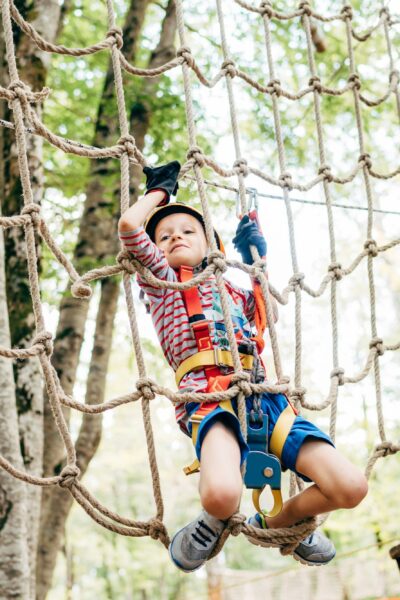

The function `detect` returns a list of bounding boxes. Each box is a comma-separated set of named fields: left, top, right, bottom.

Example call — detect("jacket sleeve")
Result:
left=118, top=226, right=177, bottom=300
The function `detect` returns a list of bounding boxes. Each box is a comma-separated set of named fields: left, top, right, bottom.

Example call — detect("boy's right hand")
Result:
left=143, top=160, right=181, bottom=206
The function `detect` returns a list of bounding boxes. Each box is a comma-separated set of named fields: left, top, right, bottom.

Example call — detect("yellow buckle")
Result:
left=189, top=412, right=204, bottom=425
left=214, top=348, right=229, bottom=368
left=175, top=350, right=254, bottom=386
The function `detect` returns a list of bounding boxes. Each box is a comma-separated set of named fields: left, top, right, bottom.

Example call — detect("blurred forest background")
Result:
left=0, top=0, right=399, bottom=599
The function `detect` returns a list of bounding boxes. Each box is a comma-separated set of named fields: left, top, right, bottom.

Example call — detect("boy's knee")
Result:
left=332, top=473, right=368, bottom=509
left=200, top=481, right=242, bottom=520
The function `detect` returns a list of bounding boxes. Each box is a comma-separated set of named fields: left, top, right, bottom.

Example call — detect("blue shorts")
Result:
left=189, top=392, right=334, bottom=483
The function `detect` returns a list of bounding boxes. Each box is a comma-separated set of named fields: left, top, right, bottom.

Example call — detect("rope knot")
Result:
left=118, top=134, right=136, bottom=157
left=136, top=378, right=156, bottom=400
left=278, top=375, right=290, bottom=385
left=268, top=78, right=282, bottom=97
left=7, top=81, right=50, bottom=105
left=7, top=80, right=30, bottom=106
left=359, top=153, right=372, bottom=169
left=186, top=145, right=206, bottom=167
left=71, top=279, right=93, bottom=299
left=147, top=517, right=167, bottom=541
left=331, top=367, right=345, bottom=386
left=116, top=250, right=137, bottom=274
left=289, top=272, right=305, bottom=287
left=348, top=73, right=361, bottom=90
left=21, top=203, right=41, bottom=226
left=233, top=158, right=249, bottom=177
left=207, top=250, right=227, bottom=274
left=309, top=76, right=322, bottom=93
left=259, top=1, right=274, bottom=18
left=230, top=371, right=252, bottom=396
left=318, top=164, right=333, bottom=182
left=226, top=512, right=246, bottom=536
left=290, top=386, right=306, bottom=401
left=59, top=464, right=80, bottom=488
left=32, top=331, right=53, bottom=357
left=376, top=441, right=397, bottom=457
left=298, top=1, right=312, bottom=16
left=328, top=261, right=343, bottom=281
left=341, top=4, right=353, bottom=20
left=252, top=257, right=267, bottom=278
left=278, top=171, right=293, bottom=189
left=107, top=26, right=123, bottom=49
left=221, top=58, right=237, bottom=78
left=364, top=238, right=378, bottom=257
left=369, top=337, right=385, bottom=356
left=176, top=46, right=195, bottom=68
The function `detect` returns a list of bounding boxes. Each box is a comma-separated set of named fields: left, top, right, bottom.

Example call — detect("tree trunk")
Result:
left=0, top=226, right=30, bottom=599
left=0, top=1, right=64, bottom=596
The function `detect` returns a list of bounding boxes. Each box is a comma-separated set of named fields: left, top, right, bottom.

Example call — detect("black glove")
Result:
left=233, top=215, right=267, bottom=264
left=143, top=160, right=181, bottom=204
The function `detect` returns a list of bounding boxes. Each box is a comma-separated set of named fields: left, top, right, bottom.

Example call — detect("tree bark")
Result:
left=0, top=226, right=30, bottom=599
left=0, top=1, right=64, bottom=596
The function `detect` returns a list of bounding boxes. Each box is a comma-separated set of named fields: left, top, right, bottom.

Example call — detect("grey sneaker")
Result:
left=169, top=510, right=226, bottom=572
left=248, top=513, right=336, bottom=566
left=293, top=530, right=336, bottom=566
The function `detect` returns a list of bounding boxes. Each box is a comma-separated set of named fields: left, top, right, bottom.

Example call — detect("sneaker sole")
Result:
left=293, top=549, right=336, bottom=567
left=246, top=530, right=336, bottom=567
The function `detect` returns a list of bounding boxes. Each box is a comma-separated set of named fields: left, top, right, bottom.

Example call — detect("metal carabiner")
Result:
left=236, top=186, right=259, bottom=219
left=247, top=187, right=259, bottom=213
left=252, top=486, right=283, bottom=519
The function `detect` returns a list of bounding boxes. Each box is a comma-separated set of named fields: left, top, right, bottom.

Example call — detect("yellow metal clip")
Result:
left=252, top=487, right=283, bottom=519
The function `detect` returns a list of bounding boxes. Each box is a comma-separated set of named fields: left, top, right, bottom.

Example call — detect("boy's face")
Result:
left=154, top=213, right=208, bottom=269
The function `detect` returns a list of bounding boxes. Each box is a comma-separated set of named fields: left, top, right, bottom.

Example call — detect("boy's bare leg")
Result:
left=199, top=421, right=243, bottom=520
left=265, top=441, right=368, bottom=529
left=169, top=420, right=241, bottom=572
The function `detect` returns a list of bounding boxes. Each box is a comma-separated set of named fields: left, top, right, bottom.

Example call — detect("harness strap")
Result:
left=251, top=281, right=266, bottom=355
left=183, top=398, right=236, bottom=476
left=269, top=404, right=296, bottom=460
left=175, top=349, right=254, bottom=386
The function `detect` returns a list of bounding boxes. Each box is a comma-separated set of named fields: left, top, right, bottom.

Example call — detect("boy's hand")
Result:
left=233, top=215, right=267, bottom=264
left=143, top=160, right=181, bottom=205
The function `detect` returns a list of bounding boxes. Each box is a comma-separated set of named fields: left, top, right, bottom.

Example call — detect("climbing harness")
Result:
left=177, top=256, right=296, bottom=517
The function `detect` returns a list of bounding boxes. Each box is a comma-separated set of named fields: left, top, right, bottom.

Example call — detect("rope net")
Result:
left=0, top=0, right=399, bottom=555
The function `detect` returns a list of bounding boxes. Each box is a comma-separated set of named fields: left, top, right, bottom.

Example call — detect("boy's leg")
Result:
left=169, top=418, right=243, bottom=572
left=199, top=420, right=243, bottom=520
left=265, top=440, right=368, bottom=529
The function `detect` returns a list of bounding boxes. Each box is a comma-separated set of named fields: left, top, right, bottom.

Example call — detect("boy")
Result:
left=118, top=161, right=368, bottom=573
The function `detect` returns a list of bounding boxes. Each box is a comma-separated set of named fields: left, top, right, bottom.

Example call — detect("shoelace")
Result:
left=191, top=519, right=217, bottom=548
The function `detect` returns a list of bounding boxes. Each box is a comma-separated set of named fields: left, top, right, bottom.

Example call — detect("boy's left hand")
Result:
left=233, top=215, right=267, bottom=264
left=143, top=160, right=181, bottom=205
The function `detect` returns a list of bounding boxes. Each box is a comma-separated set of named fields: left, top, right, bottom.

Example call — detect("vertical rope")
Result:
left=343, top=5, right=386, bottom=442
left=381, top=7, right=400, bottom=122
left=175, top=0, right=250, bottom=440
left=301, top=4, right=340, bottom=441
left=215, top=0, right=286, bottom=386
left=261, top=6, right=303, bottom=397
left=106, top=0, right=164, bottom=519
